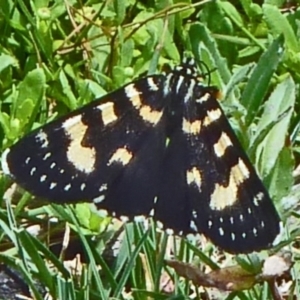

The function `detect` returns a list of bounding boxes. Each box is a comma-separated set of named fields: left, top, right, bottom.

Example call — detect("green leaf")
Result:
left=15, top=68, right=46, bottom=113
left=263, top=4, right=299, bottom=52
left=255, top=76, right=295, bottom=177
left=0, top=54, right=17, bottom=73
left=189, top=23, right=231, bottom=92
left=14, top=68, right=46, bottom=133
left=241, top=35, right=284, bottom=125
left=59, top=69, right=77, bottom=110
left=265, top=147, right=294, bottom=203
left=15, top=98, right=35, bottom=128
left=114, top=0, right=126, bottom=25
left=219, top=2, right=244, bottom=26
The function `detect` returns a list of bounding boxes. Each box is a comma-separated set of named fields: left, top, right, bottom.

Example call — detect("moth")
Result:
left=1, top=58, right=280, bottom=253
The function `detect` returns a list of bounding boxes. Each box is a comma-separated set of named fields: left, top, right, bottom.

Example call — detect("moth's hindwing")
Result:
left=1, top=59, right=280, bottom=254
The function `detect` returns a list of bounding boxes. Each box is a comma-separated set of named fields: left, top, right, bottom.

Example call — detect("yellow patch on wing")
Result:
left=125, top=84, right=162, bottom=125
left=63, top=115, right=96, bottom=173
left=186, top=167, right=202, bottom=190
left=97, top=102, right=118, bottom=125
left=203, top=108, right=222, bottom=127
left=147, top=77, right=160, bottom=91
left=196, top=92, right=210, bottom=104
left=125, top=84, right=142, bottom=107
left=139, top=105, right=163, bottom=125
left=213, top=132, right=233, bottom=157
left=210, top=158, right=250, bottom=210
left=182, top=118, right=202, bottom=134
left=108, top=147, right=133, bottom=166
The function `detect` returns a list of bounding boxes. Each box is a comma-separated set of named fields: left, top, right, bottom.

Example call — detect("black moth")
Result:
left=1, top=58, right=280, bottom=253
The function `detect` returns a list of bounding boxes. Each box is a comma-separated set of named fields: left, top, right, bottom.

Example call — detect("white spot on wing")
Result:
left=190, top=220, right=198, bottom=231
left=43, top=153, right=51, bottom=160
left=30, top=167, right=36, bottom=176
left=93, top=195, right=105, bottom=203
left=99, top=184, right=108, bottom=192
left=253, top=192, right=264, bottom=206
left=36, top=130, right=49, bottom=148
left=40, top=175, right=47, bottom=182
left=64, top=184, right=71, bottom=191
left=50, top=182, right=57, bottom=189
left=253, top=228, right=258, bottom=236
left=1, top=148, right=11, bottom=175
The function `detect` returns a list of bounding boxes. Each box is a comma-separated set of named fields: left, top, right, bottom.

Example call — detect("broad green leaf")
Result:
left=265, top=147, right=294, bottom=203
left=224, top=63, right=254, bottom=104
left=264, top=0, right=285, bottom=6
left=15, top=98, right=35, bottom=128
left=15, top=68, right=46, bottom=113
left=241, top=35, right=284, bottom=125
left=0, top=54, right=17, bottom=73
left=14, top=68, right=46, bottom=133
left=121, top=38, right=134, bottom=67
left=238, top=45, right=261, bottom=58
left=82, top=79, right=106, bottom=98
left=74, top=203, right=110, bottom=232
left=255, top=76, right=295, bottom=177
left=263, top=4, right=299, bottom=52
left=59, top=69, right=77, bottom=110
left=219, top=1, right=244, bottom=27
left=114, top=0, right=126, bottom=25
